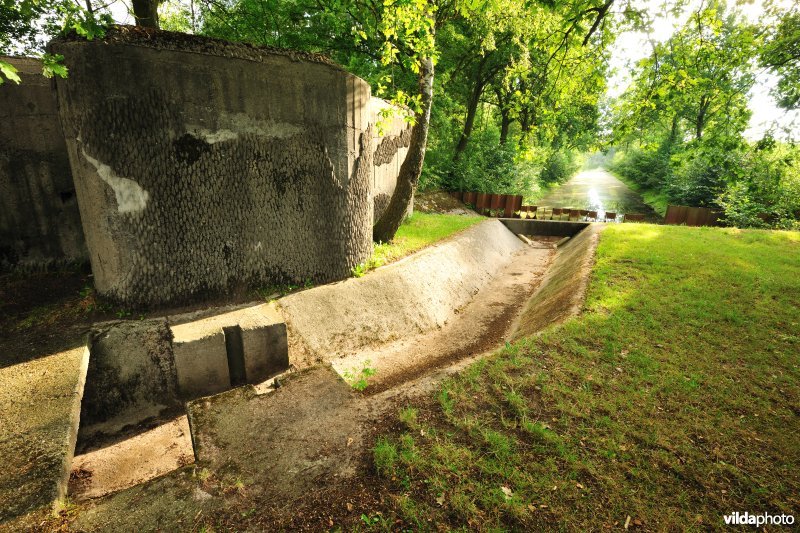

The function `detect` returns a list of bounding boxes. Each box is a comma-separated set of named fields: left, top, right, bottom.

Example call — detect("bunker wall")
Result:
left=52, top=34, right=376, bottom=306
left=0, top=56, right=87, bottom=268
left=369, top=97, right=412, bottom=222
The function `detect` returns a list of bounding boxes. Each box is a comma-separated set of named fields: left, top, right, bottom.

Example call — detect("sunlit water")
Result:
left=536, top=169, right=661, bottom=222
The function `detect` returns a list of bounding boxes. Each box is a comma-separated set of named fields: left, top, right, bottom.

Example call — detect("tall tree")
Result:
left=760, top=4, right=800, bottom=110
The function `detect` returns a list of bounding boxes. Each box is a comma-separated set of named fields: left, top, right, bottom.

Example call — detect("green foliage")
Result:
left=610, top=146, right=671, bottom=191
left=0, top=59, right=20, bottom=84
left=343, top=360, right=376, bottom=391
left=41, top=53, right=67, bottom=78
left=373, top=437, right=399, bottom=476
left=158, top=0, right=194, bottom=33
left=717, top=141, right=800, bottom=230
left=0, top=0, right=110, bottom=83
left=760, top=6, right=800, bottom=110
left=539, top=149, right=579, bottom=186
left=609, top=1, right=799, bottom=229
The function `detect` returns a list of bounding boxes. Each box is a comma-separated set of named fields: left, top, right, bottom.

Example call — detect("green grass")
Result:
left=353, top=212, right=483, bottom=276
left=373, top=224, right=800, bottom=530
left=612, top=172, right=670, bottom=216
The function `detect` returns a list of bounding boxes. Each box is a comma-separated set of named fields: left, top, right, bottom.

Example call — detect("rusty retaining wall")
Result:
left=51, top=27, right=378, bottom=307
left=0, top=56, right=87, bottom=268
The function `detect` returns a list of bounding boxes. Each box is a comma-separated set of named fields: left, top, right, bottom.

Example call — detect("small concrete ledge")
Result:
left=171, top=303, right=288, bottom=399
left=0, top=346, right=89, bottom=522
left=499, top=218, right=590, bottom=237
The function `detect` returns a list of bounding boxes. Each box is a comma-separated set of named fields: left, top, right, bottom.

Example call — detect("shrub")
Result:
left=539, top=148, right=579, bottom=185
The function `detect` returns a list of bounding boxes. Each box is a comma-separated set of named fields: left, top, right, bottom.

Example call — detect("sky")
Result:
left=605, top=0, right=800, bottom=141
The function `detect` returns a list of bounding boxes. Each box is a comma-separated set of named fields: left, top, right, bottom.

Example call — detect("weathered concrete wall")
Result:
left=500, top=219, right=589, bottom=237
left=279, top=220, right=525, bottom=366
left=512, top=224, right=602, bottom=340
left=51, top=28, right=375, bottom=306
left=0, top=56, right=87, bottom=268
left=369, top=97, right=412, bottom=222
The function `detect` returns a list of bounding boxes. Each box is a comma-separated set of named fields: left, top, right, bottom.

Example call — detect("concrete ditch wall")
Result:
left=279, top=219, right=526, bottom=366
left=512, top=224, right=602, bottom=339
left=0, top=56, right=87, bottom=268
left=51, top=28, right=380, bottom=307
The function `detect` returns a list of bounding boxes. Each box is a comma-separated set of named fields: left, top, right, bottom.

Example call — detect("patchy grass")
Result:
left=373, top=224, right=800, bottom=530
left=353, top=212, right=483, bottom=276
left=612, top=172, right=670, bottom=216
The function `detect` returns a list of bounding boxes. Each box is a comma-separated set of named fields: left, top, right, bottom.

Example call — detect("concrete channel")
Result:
left=2, top=218, right=601, bottom=519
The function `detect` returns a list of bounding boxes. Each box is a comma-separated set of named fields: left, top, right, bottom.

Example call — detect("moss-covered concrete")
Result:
left=0, top=346, right=88, bottom=522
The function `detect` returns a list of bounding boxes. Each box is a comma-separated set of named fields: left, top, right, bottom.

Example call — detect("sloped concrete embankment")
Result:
left=511, top=222, right=602, bottom=339
left=279, top=219, right=526, bottom=367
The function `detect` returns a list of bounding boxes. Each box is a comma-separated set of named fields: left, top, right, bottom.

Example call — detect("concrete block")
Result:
left=169, top=302, right=288, bottom=399
left=239, top=303, right=289, bottom=383
left=80, top=320, right=181, bottom=437
left=171, top=322, right=230, bottom=400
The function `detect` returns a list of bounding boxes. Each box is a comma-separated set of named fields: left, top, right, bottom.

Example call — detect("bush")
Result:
left=539, top=149, right=579, bottom=185
left=718, top=142, right=800, bottom=230
left=667, top=151, right=730, bottom=207
left=610, top=145, right=671, bottom=190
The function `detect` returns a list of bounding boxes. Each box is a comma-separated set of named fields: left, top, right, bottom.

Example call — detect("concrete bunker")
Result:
left=6, top=27, right=403, bottom=306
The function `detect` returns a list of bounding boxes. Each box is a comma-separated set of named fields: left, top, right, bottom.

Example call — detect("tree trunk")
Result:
left=452, top=81, right=483, bottom=161
left=373, top=57, right=434, bottom=243
left=696, top=96, right=709, bottom=140
left=132, top=0, right=160, bottom=28
left=500, top=109, right=511, bottom=144
left=495, top=87, right=512, bottom=144
left=453, top=56, right=489, bottom=162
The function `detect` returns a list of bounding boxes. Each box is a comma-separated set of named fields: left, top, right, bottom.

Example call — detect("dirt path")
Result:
left=538, top=169, right=660, bottom=222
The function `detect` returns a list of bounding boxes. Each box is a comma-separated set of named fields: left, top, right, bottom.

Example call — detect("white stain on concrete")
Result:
left=82, top=149, right=150, bottom=213
left=188, top=113, right=303, bottom=144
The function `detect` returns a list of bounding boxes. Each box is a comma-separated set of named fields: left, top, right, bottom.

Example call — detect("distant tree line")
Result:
left=609, top=0, right=800, bottom=230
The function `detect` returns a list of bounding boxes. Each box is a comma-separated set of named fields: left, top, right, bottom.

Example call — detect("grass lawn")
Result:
left=354, top=212, right=484, bottom=276
left=372, top=224, right=800, bottom=530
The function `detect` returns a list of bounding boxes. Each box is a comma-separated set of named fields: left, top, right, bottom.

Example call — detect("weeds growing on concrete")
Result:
left=343, top=360, right=377, bottom=391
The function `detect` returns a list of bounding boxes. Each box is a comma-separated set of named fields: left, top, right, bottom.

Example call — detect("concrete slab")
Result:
left=186, top=366, right=361, bottom=500
left=513, top=224, right=602, bottom=339
left=70, top=415, right=193, bottom=501
left=0, top=346, right=89, bottom=522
